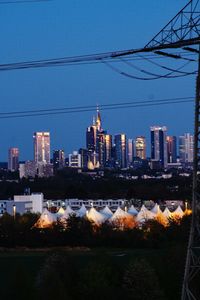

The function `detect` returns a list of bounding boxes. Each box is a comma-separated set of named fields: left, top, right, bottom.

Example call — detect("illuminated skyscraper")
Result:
left=33, top=132, right=50, bottom=164
left=114, top=134, right=127, bottom=168
left=166, top=136, right=177, bottom=163
left=179, top=133, right=194, bottom=163
left=127, top=139, right=134, bottom=165
left=86, top=108, right=106, bottom=168
left=8, top=147, right=19, bottom=171
left=53, top=150, right=65, bottom=170
left=135, top=136, right=146, bottom=159
left=105, top=134, right=112, bottom=163
left=151, top=126, right=167, bottom=168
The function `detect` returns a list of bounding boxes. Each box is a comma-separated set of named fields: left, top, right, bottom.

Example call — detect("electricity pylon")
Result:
left=143, top=1, right=200, bottom=299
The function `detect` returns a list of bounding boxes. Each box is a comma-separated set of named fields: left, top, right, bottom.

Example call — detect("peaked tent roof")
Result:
left=34, top=208, right=56, bottom=228
left=172, top=205, right=184, bottom=218
left=100, top=206, right=113, bottom=219
left=87, top=207, right=107, bottom=225
left=110, top=207, right=132, bottom=222
left=76, top=204, right=87, bottom=217
left=162, top=207, right=172, bottom=219
left=60, top=205, right=76, bottom=221
left=151, top=203, right=161, bottom=215
left=136, top=205, right=155, bottom=223
left=56, top=207, right=65, bottom=217
left=128, top=205, right=138, bottom=216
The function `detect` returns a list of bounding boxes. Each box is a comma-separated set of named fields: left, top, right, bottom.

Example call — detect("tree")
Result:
left=123, top=259, right=166, bottom=300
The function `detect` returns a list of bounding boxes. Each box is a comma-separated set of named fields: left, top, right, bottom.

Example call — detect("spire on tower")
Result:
left=96, top=105, right=101, bottom=131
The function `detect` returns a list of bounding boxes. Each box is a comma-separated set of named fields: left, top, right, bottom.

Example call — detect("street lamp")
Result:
left=13, top=204, right=16, bottom=220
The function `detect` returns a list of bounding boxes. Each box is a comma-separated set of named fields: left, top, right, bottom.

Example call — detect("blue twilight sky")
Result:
left=0, top=0, right=196, bottom=160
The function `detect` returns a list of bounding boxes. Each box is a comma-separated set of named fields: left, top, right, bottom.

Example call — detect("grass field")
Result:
left=0, top=245, right=186, bottom=300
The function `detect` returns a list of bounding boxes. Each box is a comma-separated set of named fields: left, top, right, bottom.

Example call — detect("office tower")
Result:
left=150, top=126, right=167, bottom=168
left=86, top=108, right=106, bottom=168
left=135, top=136, right=146, bottom=159
left=79, top=148, right=89, bottom=169
left=33, top=132, right=50, bottom=164
left=127, top=139, right=134, bottom=165
left=69, top=151, right=82, bottom=168
left=86, top=124, right=97, bottom=153
left=179, top=133, right=194, bottom=163
left=114, top=134, right=127, bottom=168
left=166, top=136, right=177, bottom=163
left=53, top=150, right=65, bottom=170
left=8, top=147, right=19, bottom=171
left=104, top=134, right=112, bottom=164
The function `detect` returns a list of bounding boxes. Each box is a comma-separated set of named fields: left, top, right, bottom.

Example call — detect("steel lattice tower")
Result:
left=142, top=1, right=200, bottom=298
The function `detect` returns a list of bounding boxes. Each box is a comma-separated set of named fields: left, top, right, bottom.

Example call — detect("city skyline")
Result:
left=2, top=109, right=194, bottom=165
left=0, top=0, right=194, bottom=161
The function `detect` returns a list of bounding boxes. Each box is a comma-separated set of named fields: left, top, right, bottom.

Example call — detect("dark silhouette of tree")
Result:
left=123, top=258, right=166, bottom=300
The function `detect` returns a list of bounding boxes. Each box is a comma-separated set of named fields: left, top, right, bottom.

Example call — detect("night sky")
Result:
left=0, top=0, right=196, bottom=160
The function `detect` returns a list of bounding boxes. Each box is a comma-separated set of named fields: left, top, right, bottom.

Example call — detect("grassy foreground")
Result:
left=0, top=244, right=186, bottom=300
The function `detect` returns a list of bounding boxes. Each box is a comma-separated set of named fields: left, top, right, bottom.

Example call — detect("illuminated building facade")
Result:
left=166, top=136, right=177, bottom=163
left=179, top=133, right=194, bottom=163
left=127, top=139, right=134, bottom=165
left=69, top=151, right=82, bottom=168
left=151, top=126, right=167, bottom=168
left=53, top=150, right=65, bottom=170
left=135, top=136, right=146, bottom=159
left=114, top=134, right=127, bottom=168
left=8, top=147, right=19, bottom=171
left=33, top=132, right=50, bottom=164
left=104, top=134, right=112, bottom=164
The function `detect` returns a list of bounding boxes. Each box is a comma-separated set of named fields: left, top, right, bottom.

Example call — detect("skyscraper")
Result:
left=150, top=126, right=167, bottom=168
left=8, top=148, right=19, bottom=171
left=53, top=150, right=65, bottom=170
left=104, top=134, right=112, bottom=164
left=33, top=132, right=50, bottom=164
left=114, top=134, right=127, bottom=168
left=179, top=133, right=194, bottom=163
left=135, top=136, right=146, bottom=159
left=86, top=108, right=106, bottom=168
left=127, top=139, right=134, bottom=165
left=166, top=136, right=177, bottom=163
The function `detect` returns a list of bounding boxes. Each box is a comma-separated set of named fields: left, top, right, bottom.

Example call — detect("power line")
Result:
left=0, top=96, right=194, bottom=119
left=0, top=0, right=52, bottom=4
left=0, top=51, right=197, bottom=72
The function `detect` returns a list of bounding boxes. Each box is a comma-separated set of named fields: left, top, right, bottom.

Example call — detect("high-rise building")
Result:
left=86, top=108, right=106, bottom=168
left=104, top=134, right=112, bottom=164
left=33, top=132, right=50, bottom=164
left=8, top=147, right=19, bottom=171
left=69, top=151, right=82, bottom=168
left=166, top=136, right=177, bottom=163
left=135, top=136, right=146, bottom=159
left=114, top=134, right=127, bottom=168
left=150, top=126, right=167, bottom=168
left=53, top=150, right=65, bottom=170
left=179, top=133, right=194, bottom=163
left=127, top=139, right=134, bottom=165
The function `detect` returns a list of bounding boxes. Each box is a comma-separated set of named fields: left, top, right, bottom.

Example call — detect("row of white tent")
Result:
left=35, top=203, right=187, bottom=228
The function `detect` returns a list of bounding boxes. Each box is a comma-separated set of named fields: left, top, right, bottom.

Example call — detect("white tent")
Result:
left=162, top=207, right=172, bottom=219
left=76, top=204, right=87, bottom=217
left=60, top=205, right=76, bottom=221
left=87, top=207, right=107, bottom=225
left=128, top=205, right=138, bottom=216
left=34, top=208, right=56, bottom=228
left=171, top=205, right=184, bottom=218
left=100, top=206, right=113, bottom=219
left=110, top=207, right=132, bottom=222
left=56, top=207, right=65, bottom=218
left=109, top=207, right=135, bottom=228
left=136, top=205, right=155, bottom=223
left=151, top=203, right=161, bottom=215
